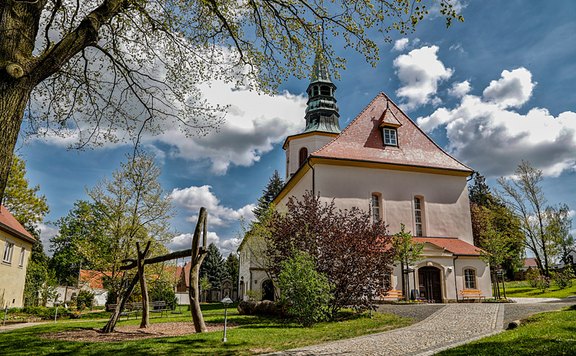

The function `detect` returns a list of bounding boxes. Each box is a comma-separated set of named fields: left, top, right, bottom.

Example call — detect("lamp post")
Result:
left=221, top=296, right=233, bottom=342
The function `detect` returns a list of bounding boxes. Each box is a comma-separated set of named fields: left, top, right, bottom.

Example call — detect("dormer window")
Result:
left=383, top=127, right=398, bottom=146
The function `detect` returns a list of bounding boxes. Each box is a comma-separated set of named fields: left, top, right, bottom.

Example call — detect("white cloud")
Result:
left=154, top=87, right=306, bottom=174
left=448, top=80, right=471, bottom=98
left=417, top=68, right=576, bottom=177
left=393, top=38, right=410, bottom=51
left=170, top=185, right=255, bottom=227
left=393, top=45, right=453, bottom=111
left=483, top=68, right=535, bottom=108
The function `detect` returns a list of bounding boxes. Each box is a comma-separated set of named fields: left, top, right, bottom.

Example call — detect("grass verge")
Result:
left=437, top=305, right=576, bottom=355
left=0, top=304, right=411, bottom=355
left=504, top=279, right=576, bottom=299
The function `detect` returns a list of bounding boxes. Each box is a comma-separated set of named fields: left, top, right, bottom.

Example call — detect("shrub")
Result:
left=76, top=290, right=95, bottom=311
left=237, top=300, right=284, bottom=316
left=149, top=280, right=177, bottom=309
left=551, top=269, right=575, bottom=289
left=526, top=268, right=540, bottom=288
left=277, top=251, right=332, bottom=326
left=21, top=306, right=72, bottom=320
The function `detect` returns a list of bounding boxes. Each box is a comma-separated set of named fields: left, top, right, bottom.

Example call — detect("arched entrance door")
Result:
left=262, top=279, right=275, bottom=301
left=418, top=266, right=442, bottom=303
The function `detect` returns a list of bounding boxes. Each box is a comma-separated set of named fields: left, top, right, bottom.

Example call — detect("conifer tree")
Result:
left=253, top=170, right=283, bottom=221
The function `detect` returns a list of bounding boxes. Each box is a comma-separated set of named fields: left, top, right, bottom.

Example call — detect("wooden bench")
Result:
left=106, top=302, right=142, bottom=319
left=459, top=289, right=485, bottom=301
left=380, top=289, right=404, bottom=301
left=150, top=301, right=170, bottom=317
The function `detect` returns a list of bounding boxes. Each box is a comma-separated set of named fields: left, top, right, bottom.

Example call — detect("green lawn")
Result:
left=0, top=304, right=411, bottom=355
left=503, top=279, right=576, bottom=299
left=438, top=305, right=576, bottom=355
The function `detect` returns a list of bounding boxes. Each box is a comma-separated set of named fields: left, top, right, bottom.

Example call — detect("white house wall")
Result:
left=287, top=163, right=474, bottom=244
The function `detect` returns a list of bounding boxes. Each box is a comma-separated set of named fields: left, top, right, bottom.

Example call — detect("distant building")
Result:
left=0, top=205, right=35, bottom=308
left=176, top=262, right=238, bottom=302
left=239, top=52, right=492, bottom=302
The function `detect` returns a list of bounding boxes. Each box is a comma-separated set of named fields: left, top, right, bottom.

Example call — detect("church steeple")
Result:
left=303, top=49, right=340, bottom=133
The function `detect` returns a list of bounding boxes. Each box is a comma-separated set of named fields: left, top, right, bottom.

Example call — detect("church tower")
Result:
left=283, top=49, right=341, bottom=178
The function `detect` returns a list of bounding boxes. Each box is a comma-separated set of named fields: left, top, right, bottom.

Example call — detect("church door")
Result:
left=418, top=267, right=442, bottom=303
left=262, top=279, right=275, bottom=301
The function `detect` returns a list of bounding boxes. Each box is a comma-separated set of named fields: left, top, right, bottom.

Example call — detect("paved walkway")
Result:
left=271, top=303, right=504, bottom=356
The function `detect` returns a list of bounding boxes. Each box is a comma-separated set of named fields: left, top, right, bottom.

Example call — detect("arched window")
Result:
left=464, top=268, right=477, bottom=289
left=414, top=196, right=424, bottom=237
left=371, top=193, right=382, bottom=222
left=299, top=147, right=308, bottom=167
left=320, top=85, right=331, bottom=96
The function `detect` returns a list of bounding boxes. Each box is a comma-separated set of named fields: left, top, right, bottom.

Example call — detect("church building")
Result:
left=239, top=53, right=492, bottom=303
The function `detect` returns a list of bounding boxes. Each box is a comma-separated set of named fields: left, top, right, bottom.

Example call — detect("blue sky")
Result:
left=16, top=0, right=576, bottom=256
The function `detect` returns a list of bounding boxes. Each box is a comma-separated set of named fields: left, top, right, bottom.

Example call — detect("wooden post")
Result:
left=101, top=208, right=209, bottom=333
left=102, top=274, right=139, bottom=333
left=137, top=241, right=152, bottom=328
left=189, top=207, right=208, bottom=333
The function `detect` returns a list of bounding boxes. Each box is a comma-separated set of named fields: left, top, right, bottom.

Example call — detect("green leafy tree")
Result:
left=278, top=250, right=332, bottom=327
left=4, top=155, right=49, bottom=230
left=5, top=155, right=51, bottom=306
left=253, top=170, right=284, bottom=221
left=87, top=152, right=173, bottom=299
left=50, top=200, right=107, bottom=285
left=498, top=161, right=570, bottom=277
left=0, top=0, right=463, bottom=206
left=469, top=173, right=524, bottom=278
left=392, top=224, right=424, bottom=300
left=200, top=243, right=225, bottom=290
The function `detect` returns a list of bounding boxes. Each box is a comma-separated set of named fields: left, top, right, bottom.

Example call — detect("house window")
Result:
left=383, top=127, right=398, bottom=146
left=464, top=268, right=477, bottom=289
left=414, top=197, right=424, bottom=237
left=3, top=241, right=14, bottom=264
left=299, top=147, right=308, bottom=167
left=19, top=247, right=25, bottom=267
left=371, top=193, right=382, bottom=222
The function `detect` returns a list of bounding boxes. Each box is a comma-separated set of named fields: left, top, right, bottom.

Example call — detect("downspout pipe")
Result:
left=453, top=255, right=459, bottom=303
left=307, top=159, right=315, bottom=196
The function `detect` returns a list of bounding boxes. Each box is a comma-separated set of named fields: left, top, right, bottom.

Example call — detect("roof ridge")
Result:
left=384, top=96, right=474, bottom=172
left=312, top=93, right=386, bottom=156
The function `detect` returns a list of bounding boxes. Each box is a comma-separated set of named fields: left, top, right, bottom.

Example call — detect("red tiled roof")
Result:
left=79, top=270, right=110, bottom=289
left=0, top=205, right=35, bottom=243
left=312, top=93, right=473, bottom=173
left=524, top=257, right=538, bottom=268
left=414, top=237, right=482, bottom=256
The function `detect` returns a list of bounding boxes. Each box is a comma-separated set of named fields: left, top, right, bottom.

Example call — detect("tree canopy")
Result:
left=4, top=155, right=49, bottom=230
left=498, top=161, right=572, bottom=277
left=266, top=191, right=393, bottom=317
left=0, top=0, right=463, bottom=206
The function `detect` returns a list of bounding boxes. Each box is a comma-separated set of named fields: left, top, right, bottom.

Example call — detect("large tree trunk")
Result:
left=0, top=82, right=32, bottom=205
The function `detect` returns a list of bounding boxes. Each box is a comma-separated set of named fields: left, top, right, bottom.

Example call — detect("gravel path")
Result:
left=376, top=304, right=445, bottom=323
left=269, top=304, right=503, bottom=356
